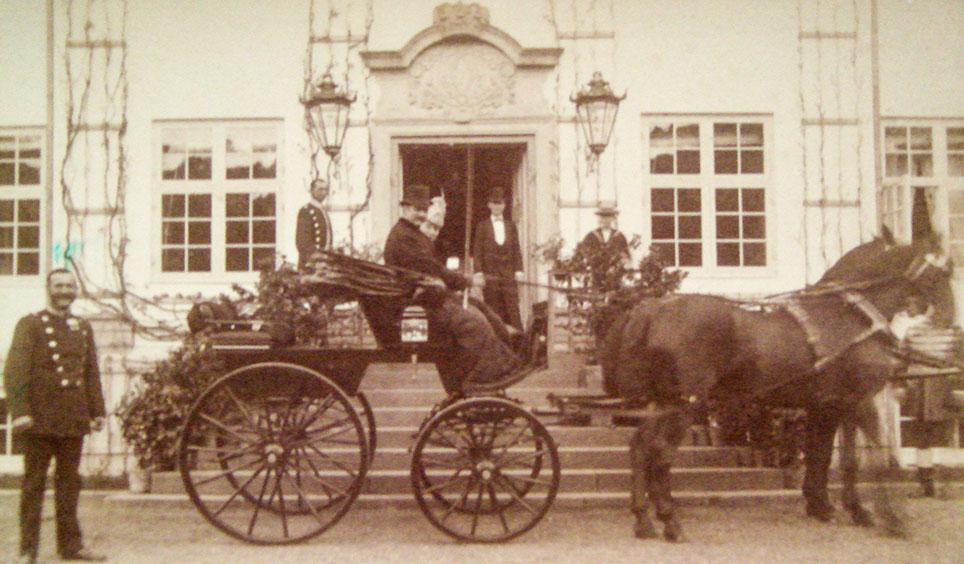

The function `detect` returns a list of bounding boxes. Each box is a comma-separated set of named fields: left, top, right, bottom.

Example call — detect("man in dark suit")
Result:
left=472, top=187, right=524, bottom=330
left=373, top=184, right=519, bottom=392
left=575, top=205, right=631, bottom=291
left=5, top=269, right=107, bottom=563
left=295, top=178, right=333, bottom=270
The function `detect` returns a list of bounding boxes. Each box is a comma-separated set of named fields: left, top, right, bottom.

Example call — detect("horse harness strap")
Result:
left=782, top=290, right=893, bottom=373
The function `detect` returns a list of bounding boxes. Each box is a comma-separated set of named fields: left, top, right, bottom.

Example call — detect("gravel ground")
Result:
left=1, top=491, right=962, bottom=563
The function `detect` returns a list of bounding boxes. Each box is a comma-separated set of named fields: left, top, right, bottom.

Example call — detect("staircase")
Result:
left=145, top=362, right=788, bottom=506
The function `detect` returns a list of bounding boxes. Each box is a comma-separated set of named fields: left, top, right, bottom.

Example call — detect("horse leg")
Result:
left=855, top=392, right=909, bottom=538
left=802, top=404, right=841, bottom=521
left=630, top=420, right=658, bottom=539
left=840, top=415, right=874, bottom=527
left=650, top=406, right=688, bottom=542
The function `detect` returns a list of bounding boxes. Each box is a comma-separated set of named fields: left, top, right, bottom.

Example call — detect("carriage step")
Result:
left=150, top=467, right=784, bottom=496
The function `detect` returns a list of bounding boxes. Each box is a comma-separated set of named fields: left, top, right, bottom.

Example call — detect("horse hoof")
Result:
left=634, top=518, right=658, bottom=540
left=662, top=518, right=685, bottom=543
left=806, top=504, right=835, bottom=523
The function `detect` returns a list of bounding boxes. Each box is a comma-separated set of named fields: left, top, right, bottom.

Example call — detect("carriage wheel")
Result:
left=179, top=362, right=368, bottom=545
left=410, top=397, right=560, bottom=543
left=354, top=391, right=377, bottom=466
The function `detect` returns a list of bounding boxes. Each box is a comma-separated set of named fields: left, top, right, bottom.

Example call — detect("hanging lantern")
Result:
left=570, top=71, right=626, bottom=157
left=300, top=73, right=356, bottom=159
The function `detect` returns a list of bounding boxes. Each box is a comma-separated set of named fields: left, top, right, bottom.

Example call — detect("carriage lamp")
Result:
left=301, top=73, right=356, bottom=159
left=570, top=71, right=626, bottom=157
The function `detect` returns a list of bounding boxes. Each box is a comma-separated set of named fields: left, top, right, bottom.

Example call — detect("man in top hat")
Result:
left=370, top=183, right=519, bottom=392
left=472, top=187, right=524, bottom=330
left=576, top=204, right=631, bottom=291
left=5, top=269, right=107, bottom=563
left=296, top=178, right=333, bottom=270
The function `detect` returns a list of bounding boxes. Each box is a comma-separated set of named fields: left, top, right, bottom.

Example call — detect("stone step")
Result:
left=152, top=466, right=785, bottom=497
left=372, top=425, right=715, bottom=448
left=357, top=387, right=587, bottom=407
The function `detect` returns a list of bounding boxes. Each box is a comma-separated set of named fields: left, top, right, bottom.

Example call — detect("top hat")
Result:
left=401, top=184, right=432, bottom=210
left=487, top=187, right=506, bottom=204
left=595, top=205, right=618, bottom=217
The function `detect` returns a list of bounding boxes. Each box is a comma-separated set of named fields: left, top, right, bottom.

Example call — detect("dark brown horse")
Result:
left=597, top=230, right=954, bottom=541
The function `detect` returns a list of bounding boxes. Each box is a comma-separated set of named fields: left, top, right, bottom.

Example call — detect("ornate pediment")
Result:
left=409, top=40, right=515, bottom=119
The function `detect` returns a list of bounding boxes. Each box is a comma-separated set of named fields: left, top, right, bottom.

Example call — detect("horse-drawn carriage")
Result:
left=178, top=252, right=563, bottom=545
left=178, top=231, right=961, bottom=544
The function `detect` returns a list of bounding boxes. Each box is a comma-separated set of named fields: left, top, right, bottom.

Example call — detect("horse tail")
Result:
left=600, top=309, right=633, bottom=397
left=612, top=300, right=666, bottom=404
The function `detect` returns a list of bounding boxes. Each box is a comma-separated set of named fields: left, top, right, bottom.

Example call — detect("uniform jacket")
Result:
left=472, top=217, right=523, bottom=279
left=576, top=228, right=631, bottom=289
left=295, top=202, right=332, bottom=269
left=4, top=311, right=106, bottom=436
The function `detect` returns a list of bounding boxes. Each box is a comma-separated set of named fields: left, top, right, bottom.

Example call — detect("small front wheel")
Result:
left=410, top=397, right=560, bottom=542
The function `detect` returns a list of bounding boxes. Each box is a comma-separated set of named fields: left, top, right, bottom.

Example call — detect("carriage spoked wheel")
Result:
left=179, top=362, right=368, bottom=545
left=410, top=397, right=560, bottom=543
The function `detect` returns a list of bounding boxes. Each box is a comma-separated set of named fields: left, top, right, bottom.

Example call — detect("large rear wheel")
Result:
left=179, top=362, right=368, bottom=545
left=410, top=397, right=560, bottom=542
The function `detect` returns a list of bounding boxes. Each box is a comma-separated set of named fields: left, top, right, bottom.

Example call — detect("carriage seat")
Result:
left=187, top=301, right=295, bottom=349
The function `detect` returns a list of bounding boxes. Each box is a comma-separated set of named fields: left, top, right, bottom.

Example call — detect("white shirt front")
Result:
left=491, top=216, right=505, bottom=245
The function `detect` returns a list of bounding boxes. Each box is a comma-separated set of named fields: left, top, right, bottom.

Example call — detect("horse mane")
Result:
left=816, top=233, right=936, bottom=287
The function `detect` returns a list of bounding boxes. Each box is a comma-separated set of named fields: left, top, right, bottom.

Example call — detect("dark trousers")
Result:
left=482, top=278, right=521, bottom=330
left=20, top=434, right=85, bottom=558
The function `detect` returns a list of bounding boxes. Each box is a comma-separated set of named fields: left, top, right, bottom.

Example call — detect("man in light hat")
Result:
left=576, top=204, right=631, bottom=290
left=296, top=178, right=333, bottom=270
left=472, top=187, right=524, bottom=330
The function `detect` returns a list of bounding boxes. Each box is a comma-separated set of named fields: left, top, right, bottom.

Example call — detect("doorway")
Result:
left=400, top=143, right=526, bottom=269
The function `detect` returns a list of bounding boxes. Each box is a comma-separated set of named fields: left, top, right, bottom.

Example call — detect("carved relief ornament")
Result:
left=408, top=41, right=515, bottom=119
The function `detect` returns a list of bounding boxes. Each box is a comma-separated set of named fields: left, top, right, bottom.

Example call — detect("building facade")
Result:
left=0, top=0, right=961, bottom=473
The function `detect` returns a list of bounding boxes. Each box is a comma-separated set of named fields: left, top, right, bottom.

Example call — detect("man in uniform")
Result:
left=575, top=205, right=631, bottom=291
left=296, top=178, right=333, bottom=270
left=472, top=187, right=524, bottom=330
left=378, top=184, right=520, bottom=393
left=5, top=269, right=107, bottom=563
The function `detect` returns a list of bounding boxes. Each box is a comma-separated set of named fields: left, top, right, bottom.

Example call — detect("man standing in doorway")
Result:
left=472, top=187, right=524, bottom=330
left=296, top=178, right=333, bottom=270
left=5, top=269, right=107, bottom=563
left=575, top=205, right=631, bottom=291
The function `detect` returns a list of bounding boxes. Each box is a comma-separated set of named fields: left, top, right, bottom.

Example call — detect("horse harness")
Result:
left=764, top=251, right=952, bottom=375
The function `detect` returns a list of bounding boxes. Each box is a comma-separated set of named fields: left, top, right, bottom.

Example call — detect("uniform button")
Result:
left=52, top=353, right=60, bottom=360
left=61, top=379, right=69, bottom=387
left=57, top=366, right=64, bottom=373
left=41, top=315, right=49, bottom=322
left=49, top=340, right=58, bottom=348
left=45, top=327, right=54, bottom=334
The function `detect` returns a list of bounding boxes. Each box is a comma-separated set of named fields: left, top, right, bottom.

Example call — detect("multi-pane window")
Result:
left=715, top=188, right=765, bottom=266
left=161, top=194, right=212, bottom=272
left=226, top=128, right=278, bottom=180
left=651, top=188, right=702, bottom=266
left=884, top=126, right=933, bottom=177
left=649, top=124, right=700, bottom=174
left=646, top=117, right=769, bottom=269
left=226, top=193, right=276, bottom=271
left=948, top=127, right=964, bottom=177
left=0, top=131, right=43, bottom=277
left=880, top=121, right=964, bottom=273
left=156, top=121, right=280, bottom=278
left=714, top=123, right=764, bottom=174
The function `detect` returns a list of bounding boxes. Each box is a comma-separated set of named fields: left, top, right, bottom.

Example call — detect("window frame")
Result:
left=881, top=120, right=964, bottom=280
left=152, top=120, right=283, bottom=284
left=643, top=114, right=775, bottom=278
left=0, top=127, right=45, bottom=285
